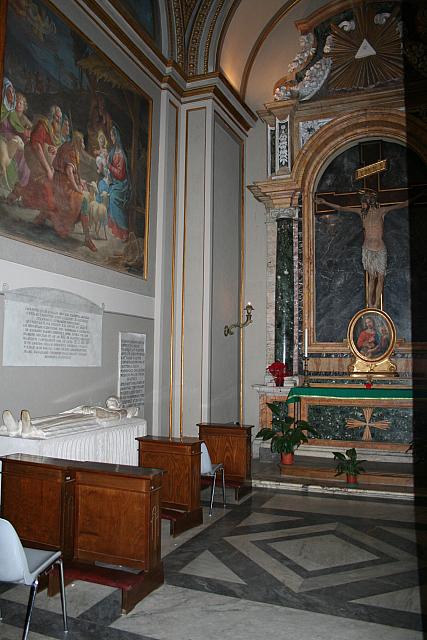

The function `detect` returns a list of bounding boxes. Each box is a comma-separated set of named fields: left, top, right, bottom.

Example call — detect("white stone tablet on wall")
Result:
left=3, top=287, right=103, bottom=367
left=118, top=332, right=145, bottom=413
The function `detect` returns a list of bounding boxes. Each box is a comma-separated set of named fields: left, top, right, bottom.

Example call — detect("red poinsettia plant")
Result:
left=267, top=360, right=290, bottom=386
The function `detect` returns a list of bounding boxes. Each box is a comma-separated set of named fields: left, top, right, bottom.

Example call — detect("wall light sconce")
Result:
left=224, top=302, right=254, bottom=337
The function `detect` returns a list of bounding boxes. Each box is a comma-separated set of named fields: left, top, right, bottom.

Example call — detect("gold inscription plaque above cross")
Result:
left=315, top=141, right=418, bottom=309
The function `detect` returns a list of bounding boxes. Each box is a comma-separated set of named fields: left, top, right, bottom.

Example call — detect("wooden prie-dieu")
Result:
left=198, top=423, right=253, bottom=500
left=0, top=454, right=164, bottom=613
left=137, top=436, right=203, bottom=536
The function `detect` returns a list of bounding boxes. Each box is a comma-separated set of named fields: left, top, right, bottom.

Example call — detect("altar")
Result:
left=257, top=385, right=416, bottom=453
left=0, top=417, right=147, bottom=466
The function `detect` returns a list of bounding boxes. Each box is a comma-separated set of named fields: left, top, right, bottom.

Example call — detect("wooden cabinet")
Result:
left=137, top=436, right=202, bottom=536
left=1, top=454, right=164, bottom=613
left=198, top=423, right=253, bottom=500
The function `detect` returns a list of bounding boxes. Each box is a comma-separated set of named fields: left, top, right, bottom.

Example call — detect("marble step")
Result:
left=278, top=456, right=416, bottom=487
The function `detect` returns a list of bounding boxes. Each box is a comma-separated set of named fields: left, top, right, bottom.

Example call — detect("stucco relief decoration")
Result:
left=288, top=34, right=316, bottom=74
left=299, top=118, right=332, bottom=148
left=274, top=32, right=331, bottom=101
left=297, top=58, right=332, bottom=101
left=273, top=3, right=406, bottom=103
left=277, top=120, right=289, bottom=170
left=274, top=35, right=315, bottom=100
left=325, top=5, right=403, bottom=91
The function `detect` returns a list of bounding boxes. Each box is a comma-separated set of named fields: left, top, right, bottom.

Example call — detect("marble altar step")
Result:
left=251, top=458, right=427, bottom=499
left=278, top=455, right=414, bottom=487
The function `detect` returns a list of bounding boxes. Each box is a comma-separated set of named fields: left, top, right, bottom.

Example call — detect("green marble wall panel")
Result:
left=307, top=404, right=413, bottom=443
left=275, top=218, right=294, bottom=369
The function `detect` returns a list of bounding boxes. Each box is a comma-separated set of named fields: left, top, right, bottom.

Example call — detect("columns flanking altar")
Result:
left=265, top=205, right=301, bottom=376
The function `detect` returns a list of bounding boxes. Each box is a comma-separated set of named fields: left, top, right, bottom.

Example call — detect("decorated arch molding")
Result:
left=249, top=109, right=427, bottom=208
left=295, top=110, right=427, bottom=197
left=297, top=109, right=427, bottom=351
left=249, top=108, right=427, bottom=357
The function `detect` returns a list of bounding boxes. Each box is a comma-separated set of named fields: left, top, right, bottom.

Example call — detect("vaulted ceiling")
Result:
left=164, top=0, right=424, bottom=113
left=165, top=0, right=331, bottom=108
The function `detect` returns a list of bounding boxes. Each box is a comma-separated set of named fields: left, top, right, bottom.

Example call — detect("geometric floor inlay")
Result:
left=380, top=526, right=418, bottom=542
left=180, top=550, right=246, bottom=584
left=270, top=533, right=378, bottom=571
left=352, top=586, right=424, bottom=614
left=225, top=520, right=418, bottom=593
left=2, top=488, right=426, bottom=640
left=0, top=624, right=57, bottom=640
left=1, top=580, right=116, bottom=617
left=237, top=512, right=301, bottom=527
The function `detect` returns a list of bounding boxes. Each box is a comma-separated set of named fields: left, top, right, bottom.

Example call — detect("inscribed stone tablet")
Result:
left=3, top=287, right=103, bottom=366
left=118, top=332, right=145, bottom=411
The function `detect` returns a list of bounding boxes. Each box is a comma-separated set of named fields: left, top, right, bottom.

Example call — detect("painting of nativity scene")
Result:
left=0, top=0, right=151, bottom=277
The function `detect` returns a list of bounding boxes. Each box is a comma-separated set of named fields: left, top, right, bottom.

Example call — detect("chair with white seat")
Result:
left=200, top=442, right=226, bottom=516
left=0, top=518, right=68, bottom=640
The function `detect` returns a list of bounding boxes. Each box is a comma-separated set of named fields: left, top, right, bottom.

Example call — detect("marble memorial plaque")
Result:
left=3, top=287, right=103, bottom=367
left=118, top=332, right=145, bottom=411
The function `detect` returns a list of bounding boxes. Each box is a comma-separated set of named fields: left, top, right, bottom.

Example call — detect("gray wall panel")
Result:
left=210, top=118, right=241, bottom=422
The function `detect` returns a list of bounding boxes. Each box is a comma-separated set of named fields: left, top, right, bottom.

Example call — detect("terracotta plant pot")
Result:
left=281, top=452, right=294, bottom=465
left=346, top=474, right=358, bottom=484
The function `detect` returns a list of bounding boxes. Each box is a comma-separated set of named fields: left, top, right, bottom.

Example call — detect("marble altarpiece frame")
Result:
left=251, top=107, right=427, bottom=380
left=313, top=139, right=427, bottom=350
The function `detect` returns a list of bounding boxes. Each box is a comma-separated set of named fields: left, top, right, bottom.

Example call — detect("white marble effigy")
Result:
left=0, top=417, right=147, bottom=466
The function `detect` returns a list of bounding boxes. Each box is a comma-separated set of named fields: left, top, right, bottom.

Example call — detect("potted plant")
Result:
left=333, top=448, right=366, bottom=484
left=256, top=401, right=318, bottom=465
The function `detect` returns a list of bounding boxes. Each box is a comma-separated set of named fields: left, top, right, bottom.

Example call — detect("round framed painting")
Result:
left=348, top=308, right=396, bottom=363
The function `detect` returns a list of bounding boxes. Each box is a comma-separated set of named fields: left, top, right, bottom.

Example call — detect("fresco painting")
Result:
left=0, top=0, right=151, bottom=278
left=112, top=0, right=159, bottom=43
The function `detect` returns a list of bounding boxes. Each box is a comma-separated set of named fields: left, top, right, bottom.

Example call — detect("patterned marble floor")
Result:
left=1, top=488, right=426, bottom=640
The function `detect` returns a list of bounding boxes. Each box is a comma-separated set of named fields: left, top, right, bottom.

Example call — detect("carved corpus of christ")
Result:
left=315, top=190, right=407, bottom=309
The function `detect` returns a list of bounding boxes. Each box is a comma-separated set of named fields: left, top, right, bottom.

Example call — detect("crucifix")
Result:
left=315, top=141, right=414, bottom=309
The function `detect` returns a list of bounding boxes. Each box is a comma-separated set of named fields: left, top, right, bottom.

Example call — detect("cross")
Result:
left=346, top=407, right=389, bottom=441
left=315, top=140, right=412, bottom=214
left=314, top=140, right=426, bottom=307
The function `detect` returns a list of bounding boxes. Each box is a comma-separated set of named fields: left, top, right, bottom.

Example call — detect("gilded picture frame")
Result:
left=0, top=0, right=152, bottom=278
left=347, top=308, right=397, bottom=377
left=107, top=0, right=161, bottom=48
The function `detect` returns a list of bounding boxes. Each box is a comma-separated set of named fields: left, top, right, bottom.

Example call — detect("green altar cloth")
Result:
left=287, top=387, right=417, bottom=403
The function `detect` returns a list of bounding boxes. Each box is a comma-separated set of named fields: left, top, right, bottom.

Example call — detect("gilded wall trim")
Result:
left=169, top=101, right=180, bottom=437
left=168, top=0, right=186, bottom=69
left=180, top=107, right=207, bottom=435
left=187, top=0, right=212, bottom=76
left=203, top=0, right=226, bottom=74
